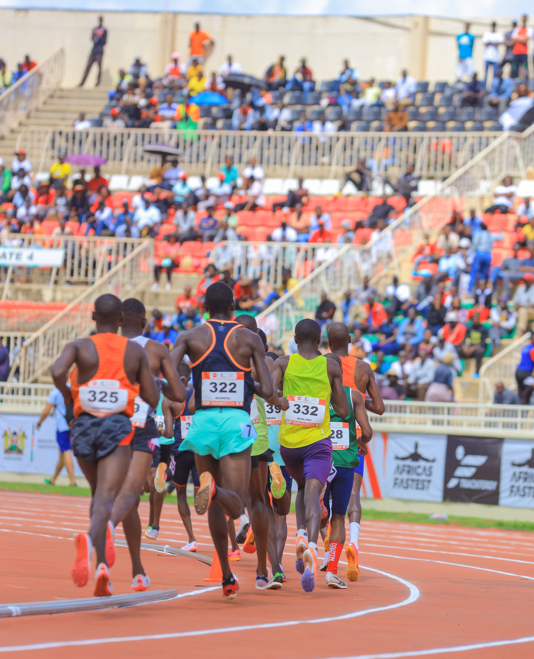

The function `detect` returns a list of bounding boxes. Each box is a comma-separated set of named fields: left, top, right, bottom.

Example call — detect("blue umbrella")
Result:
left=190, top=91, right=227, bottom=106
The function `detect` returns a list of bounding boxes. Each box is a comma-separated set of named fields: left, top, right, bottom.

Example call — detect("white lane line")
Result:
left=0, top=566, right=419, bottom=653
left=324, top=634, right=534, bottom=658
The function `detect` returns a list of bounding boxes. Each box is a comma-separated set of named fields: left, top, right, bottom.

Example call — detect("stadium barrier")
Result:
left=478, top=333, right=530, bottom=404
left=15, top=128, right=501, bottom=179
left=0, top=48, right=65, bottom=138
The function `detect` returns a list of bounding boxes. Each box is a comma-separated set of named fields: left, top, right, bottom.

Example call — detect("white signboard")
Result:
left=0, top=247, right=64, bottom=268
left=499, top=440, right=534, bottom=508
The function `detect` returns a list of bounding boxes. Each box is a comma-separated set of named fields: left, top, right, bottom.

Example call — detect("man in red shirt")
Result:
left=309, top=220, right=334, bottom=243
left=87, top=166, right=108, bottom=194
left=23, top=55, right=37, bottom=73
left=512, top=14, right=533, bottom=80
left=442, top=311, right=467, bottom=345
left=175, top=285, right=199, bottom=314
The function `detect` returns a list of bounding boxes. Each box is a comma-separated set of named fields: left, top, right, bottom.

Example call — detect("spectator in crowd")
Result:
left=219, top=54, right=242, bottom=77
left=49, top=154, right=71, bottom=189
left=187, top=57, right=204, bottom=81
left=344, top=159, right=372, bottom=193
left=294, top=111, right=313, bottom=136
left=469, top=223, right=503, bottom=292
left=11, top=149, right=31, bottom=174
left=156, top=316, right=179, bottom=347
left=337, top=59, right=359, bottom=90
left=338, top=219, right=355, bottom=244
left=482, top=22, right=504, bottom=88
left=309, top=220, right=334, bottom=244
left=164, top=52, right=186, bottom=86
left=366, top=194, right=395, bottom=228
left=395, top=69, right=417, bottom=106
left=0, top=338, right=10, bottom=381
left=129, top=56, right=148, bottom=82
left=189, top=22, right=214, bottom=64
left=384, top=101, right=408, bottom=132
left=514, top=273, right=534, bottom=334
left=442, top=311, right=466, bottom=346
left=489, top=297, right=517, bottom=352
left=220, top=155, right=239, bottom=188
left=512, top=14, right=533, bottom=81
left=214, top=219, right=238, bottom=243
left=272, top=178, right=308, bottom=212
left=242, top=157, right=264, bottom=181
left=79, top=15, right=107, bottom=87
left=361, top=78, right=382, bottom=106
left=315, top=292, right=336, bottom=329
left=488, top=67, right=514, bottom=108
left=515, top=332, right=534, bottom=395
left=86, top=166, right=107, bottom=194
left=309, top=205, right=331, bottom=232
left=312, top=111, right=336, bottom=136
left=361, top=294, right=387, bottom=332
left=354, top=275, right=379, bottom=305
left=491, top=242, right=525, bottom=294
left=397, top=307, right=425, bottom=347
left=425, top=352, right=456, bottom=402
left=134, top=197, right=161, bottom=237
left=427, top=291, right=448, bottom=333
left=197, top=207, right=218, bottom=241
left=174, top=202, right=197, bottom=242
left=502, top=20, right=518, bottom=76
left=272, top=218, right=298, bottom=242
left=188, top=68, right=207, bottom=97
left=264, top=56, right=287, bottom=90
left=457, top=311, right=488, bottom=377
left=386, top=163, right=419, bottom=206
left=461, top=73, right=485, bottom=107
left=0, top=60, right=12, bottom=90
left=195, top=263, right=220, bottom=300
left=232, top=101, right=256, bottom=130
left=234, top=175, right=265, bottom=212
left=153, top=234, right=180, bottom=290
left=115, top=214, right=140, bottom=238
left=74, top=112, right=92, bottom=130
left=456, top=22, right=476, bottom=80
left=487, top=175, right=517, bottom=214
left=286, top=58, right=315, bottom=101
left=205, top=70, right=226, bottom=95
left=381, top=370, right=406, bottom=400
left=494, top=381, right=521, bottom=405
left=436, top=222, right=460, bottom=252
left=407, top=348, right=436, bottom=400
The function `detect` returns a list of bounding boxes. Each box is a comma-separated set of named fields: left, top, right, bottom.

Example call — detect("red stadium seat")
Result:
left=353, top=228, right=373, bottom=244
left=236, top=211, right=256, bottom=227
left=66, top=221, right=80, bottom=235
left=157, top=224, right=175, bottom=239
left=40, top=220, right=60, bottom=235
left=112, top=192, right=133, bottom=208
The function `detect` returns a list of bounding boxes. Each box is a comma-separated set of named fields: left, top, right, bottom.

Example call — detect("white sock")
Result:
left=297, top=528, right=308, bottom=541
left=308, top=541, right=318, bottom=557
left=350, top=522, right=360, bottom=549
left=240, top=513, right=249, bottom=524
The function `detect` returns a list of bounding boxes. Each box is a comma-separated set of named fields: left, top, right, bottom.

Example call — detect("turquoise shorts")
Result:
left=268, top=424, right=284, bottom=466
left=180, top=407, right=257, bottom=460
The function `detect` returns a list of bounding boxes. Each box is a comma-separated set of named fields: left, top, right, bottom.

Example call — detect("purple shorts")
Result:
left=280, top=437, right=332, bottom=486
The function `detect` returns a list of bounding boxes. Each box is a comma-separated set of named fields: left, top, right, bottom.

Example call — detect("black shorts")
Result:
left=132, top=417, right=159, bottom=454
left=151, top=443, right=173, bottom=469
left=71, top=413, right=133, bottom=464
left=251, top=448, right=274, bottom=469
left=170, top=445, right=199, bottom=487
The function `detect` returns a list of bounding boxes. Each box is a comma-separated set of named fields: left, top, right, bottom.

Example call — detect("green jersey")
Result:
left=328, top=386, right=360, bottom=470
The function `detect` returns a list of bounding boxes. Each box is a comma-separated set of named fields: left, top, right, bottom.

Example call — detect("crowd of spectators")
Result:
left=0, top=54, right=37, bottom=92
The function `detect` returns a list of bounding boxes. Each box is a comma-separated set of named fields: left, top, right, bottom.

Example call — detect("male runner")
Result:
left=321, top=351, right=373, bottom=588
left=271, top=318, right=348, bottom=592
left=106, top=298, right=184, bottom=591
left=171, top=282, right=274, bottom=599
left=326, top=322, right=384, bottom=581
left=51, top=294, right=160, bottom=596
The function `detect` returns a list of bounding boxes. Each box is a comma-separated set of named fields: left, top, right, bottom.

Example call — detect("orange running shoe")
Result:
left=72, top=532, right=92, bottom=587
left=154, top=462, right=167, bottom=493
left=93, top=563, right=113, bottom=597
left=131, top=574, right=151, bottom=592
left=222, top=574, right=239, bottom=600
left=228, top=549, right=241, bottom=561
left=242, top=527, right=256, bottom=554
left=195, top=472, right=216, bottom=515
left=345, top=542, right=360, bottom=582
left=320, top=495, right=329, bottom=520
left=105, top=520, right=115, bottom=568
left=295, top=533, right=308, bottom=574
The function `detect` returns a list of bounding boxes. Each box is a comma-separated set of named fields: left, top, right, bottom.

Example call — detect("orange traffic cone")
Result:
left=204, top=549, right=223, bottom=582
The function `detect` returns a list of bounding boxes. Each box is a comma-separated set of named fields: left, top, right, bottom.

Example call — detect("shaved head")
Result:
left=236, top=314, right=258, bottom=332
left=327, top=322, right=351, bottom=352
left=121, top=297, right=146, bottom=335
left=92, top=294, right=122, bottom=332
left=295, top=318, right=321, bottom=343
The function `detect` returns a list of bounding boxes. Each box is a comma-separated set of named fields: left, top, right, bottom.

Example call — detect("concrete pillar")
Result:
left=158, top=12, right=176, bottom=75
left=408, top=15, right=429, bottom=81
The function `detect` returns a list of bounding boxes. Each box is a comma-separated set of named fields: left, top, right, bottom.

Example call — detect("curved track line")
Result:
left=0, top=566, right=419, bottom=654
left=363, top=543, right=534, bottom=566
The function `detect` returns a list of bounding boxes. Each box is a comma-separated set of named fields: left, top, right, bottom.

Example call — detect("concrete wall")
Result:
left=0, top=10, right=519, bottom=88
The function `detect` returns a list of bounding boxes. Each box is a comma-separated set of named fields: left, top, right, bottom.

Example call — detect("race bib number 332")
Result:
left=79, top=379, right=128, bottom=417
left=201, top=372, right=244, bottom=407
left=284, top=395, right=326, bottom=428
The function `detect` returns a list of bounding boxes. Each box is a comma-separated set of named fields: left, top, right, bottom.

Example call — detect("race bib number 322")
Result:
left=284, top=395, right=326, bottom=428
left=79, top=379, right=128, bottom=417
left=201, top=372, right=244, bottom=407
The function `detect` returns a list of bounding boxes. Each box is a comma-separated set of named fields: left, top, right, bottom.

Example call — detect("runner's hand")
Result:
left=278, top=396, right=289, bottom=411
left=358, top=442, right=368, bottom=456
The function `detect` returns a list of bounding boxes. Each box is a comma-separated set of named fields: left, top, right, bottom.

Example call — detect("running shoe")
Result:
left=131, top=574, right=151, bottom=592
left=182, top=541, right=197, bottom=552
left=295, top=533, right=308, bottom=574
left=267, top=573, right=284, bottom=589
left=242, top=527, right=256, bottom=554
left=228, top=549, right=241, bottom=561
left=326, top=572, right=348, bottom=589
left=319, top=553, right=329, bottom=572
left=301, top=548, right=316, bottom=592
left=93, top=563, right=113, bottom=597
left=222, top=574, right=239, bottom=600
left=154, top=462, right=167, bottom=493
left=345, top=542, right=360, bottom=582
left=145, top=526, right=159, bottom=540
left=255, top=574, right=271, bottom=591
left=320, top=495, right=329, bottom=520
left=105, top=520, right=115, bottom=568
left=269, top=462, right=286, bottom=499
left=72, top=532, right=93, bottom=588
left=195, top=472, right=216, bottom=515
left=44, top=478, right=54, bottom=485
left=236, top=520, right=250, bottom=544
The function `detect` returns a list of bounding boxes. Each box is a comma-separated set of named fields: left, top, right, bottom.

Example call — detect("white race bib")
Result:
left=330, top=422, right=350, bottom=450
left=250, top=398, right=260, bottom=424
left=180, top=415, right=193, bottom=438
left=265, top=402, right=283, bottom=425
left=154, top=415, right=165, bottom=430
left=284, top=395, right=326, bottom=428
left=201, top=372, right=244, bottom=407
left=131, top=396, right=149, bottom=428
left=79, top=379, right=128, bottom=417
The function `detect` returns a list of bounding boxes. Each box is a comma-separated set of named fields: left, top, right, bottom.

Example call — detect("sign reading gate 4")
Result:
left=284, top=395, right=326, bottom=427
left=201, top=371, right=244, bottom=407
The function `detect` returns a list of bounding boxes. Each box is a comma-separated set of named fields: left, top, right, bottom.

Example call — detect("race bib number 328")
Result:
left=79, top=379, right=128, bottom=417
left=284, top=395, right=326, bottom=428
left=201, top=372, right=244, bottom=407
left=330, top=422, right=350, bottom=450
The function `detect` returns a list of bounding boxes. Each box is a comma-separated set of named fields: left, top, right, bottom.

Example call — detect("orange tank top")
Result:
left=71, top=333, right=139, bottom=419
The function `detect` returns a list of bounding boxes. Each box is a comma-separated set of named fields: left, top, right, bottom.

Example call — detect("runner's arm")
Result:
left=266, top=356, right=289, bottom=409
left=158, top=343, right=186, bottom=403
left=250, top=333, right=274, bottom=401
left=170, top=333, right=188, bottom=370
left=352, top=390, right=372, bottom=444
left=135, top=345, right=160, bottom=408
left=362, top=366, right=385, bottom=415
left=51, top=341, right=77, bottom=405
left=161, top=399, right=175, bottom=438
left=328, top=359, right=350, bottom=419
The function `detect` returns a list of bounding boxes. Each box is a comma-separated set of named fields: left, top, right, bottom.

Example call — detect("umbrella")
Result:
left=64, top=154, right=107, bottom=167
left=223, top=73, right=267, bottom=92
left=142, top=144, right=183, bottom=157
left=191, top=91, right=227, bottom=106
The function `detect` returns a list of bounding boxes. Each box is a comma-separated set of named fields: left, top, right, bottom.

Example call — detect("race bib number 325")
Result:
left=201, top=372, right=244, bottom=407
left=284, top=395, right=326, bottom=428
left=330, top=422, right=350, bottom=450
left=79, top=379, right=128, bottom=417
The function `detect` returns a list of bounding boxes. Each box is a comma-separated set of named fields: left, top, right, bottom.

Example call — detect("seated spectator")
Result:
left=272, top=219, right=298, bottom=242
left=115, top=215, right=140, bottom=238
left=491, top=241, right=524, bottom=294
left=385, top=276, right=411, bottom=314
left=163, top=159, right=185, bottom=189
left=221, top=202, right=238, bottom=229
left=309, top=205, right=331, bottom=232
left=34, top=181, right=56, bottom=216
left=242, top=157, right=265, bottom=181
left=517, top=197, right=534, bottom=221
left=93, top=198, right=114, bottom=235
left=388, top=349, right=413, bottom=384
left=272, top=178, right=308, bottom=212
left=397, top=308, right=425, bottom=347
left=11, top=63, right=25, bottom=85
left=172, top=172, right=192, bottom=206
left=153, top=234, right=181, bottom=290
left=164, top=52, right=186, bottom=86
left=67, top=184, right=89, bottom=221
left=381, top=81, right=396, bottom=109
left=214, top=219, right=238, bottom=243
left=0, top=59, right=12, bottom=90
left=158, top=94, right=178, bottom=121
left=395, top=69, right=417, bottom=106
left=407, top=349, right=436, bottom=400
left=489, top=297, right=517, bottom=353
left=355, top=275, right=380, bottom=305
left=344, top=158, right=372, bottom=193
left=513, top=273, right=534, bottom=334
left=16, top=196, right=37, bottom=223
left=198, top=207, right=218, bottom=242
left=361, top=295, right=387, bottom=332
left=86, top=166, right=107, bottom=194
left=205, top=71, right=225, bottom=94
left=436, top=223, right=460, bottom=251
left=488, top=67, right=513, bottom=108
left=366, top=194, right=395, bottom=228
left=338, top=220, right=355, bottom=244
left=11, top=181, right=33, bottom=208
left=11, top=149, right=31, bottom=174
left=232, top=102, right=256, bottom=130
left=315, top=292, right=336, bottom=329
left=486, top=175, right=517, bottom=213
left=442, top=311, right=466, bottom=346
left=74, top=112, right=92, bottom=130
left=264, top=56, right=287, bottom=90
left=418, top=328, right=437, bottom=356
left=220, top=156, right=239, bottom=189
left=457, top=311, right=488, bottom=377
left=219, top=54, right=242, bottom=77
left=155, top=317, right=178, bottom=347
left=384, top=101, right=408, bottom=132
left=187, top=57, right=203, bottom=80
left=175, top=286, right=200, bottom=316
left=425, top=353, right=455, bottom=402
left=381, top=370, right=406, bottom=400
left=113, top=69, right=133, bottom=95
left=426, top=292, right=447, bottom=333
left=385, top=163, right=420, bottom=206
left=174, top=202, right=198, bottom=242
left=195, top=264, right=220, bottom=300
left=309, top=220, right=334, bottom=243
left=49, top=154, right=71, bottom=189
left=129, top=55, right=148, bottom=82
left=293, top=112, right=313, bottom=135
left=493, top=381, right=520, bottom=405
left=134, top=198, right=161, bottom=237
left=234, top=175, right=265, bottom=212
left=285, top=57, right=315, bottom=101
left=287, top=204, right=309, bottom=240
left=337, top=58, right=359, bottom=90
left=462, top=73, right=485, bottom=107
left=268, top=100, right=293, bottom=131
left=188, top=68, right=207, bottom=97
left=312, top=111, right=335, bottom=136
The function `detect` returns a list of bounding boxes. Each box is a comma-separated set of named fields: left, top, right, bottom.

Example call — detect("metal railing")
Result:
left=478, top=333, right=530, bottom=403
left=1, top=234, right=146, bottom=286
left=0, top=331, right=29, bottom=367
left=14, top=240, right=154, bottom=383
left=371, top=400, right=534, bottom=439
left=0, top=49, right=65, bottom=138
left=0, top=382, right=54, bottom=414
left=15, top=128, right=501, bottom=179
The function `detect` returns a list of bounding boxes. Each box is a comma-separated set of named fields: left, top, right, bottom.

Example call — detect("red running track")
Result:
left=0, top=491, right=533, bottom=659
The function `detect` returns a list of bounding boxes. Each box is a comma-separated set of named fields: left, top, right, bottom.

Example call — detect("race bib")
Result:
left=154, top=415, right=165, bottom=430
left=330, top=422, right=350, bottom=450
left=201, top=372, right=244, bottom=407
left=180, top=415, right=193, bottom=438
left=284, top=395, right=326, bottom=428
left=240, top=422, right=257, bottom=439
left=265, top=402, right=283, bottom=425
left=250, top=398, right=260, bottom=424
left=131, top=396, right=149, bottom=428
left=79, top=379, right=128, bottom=417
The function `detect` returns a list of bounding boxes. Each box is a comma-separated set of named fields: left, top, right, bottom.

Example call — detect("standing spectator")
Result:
left=456, top=22, right=476, bottom=80
left=189, top=22, right=214, bottom=64
left=515, top=332, right=534, bottom=395
left=488, top=67, right=514, bottom=108
left=315, top=292, right=336, bottom=329
left=469, top=224, right=503, bottom=292
left=264, top=56, right=287, bottom=90
left=407, top=349, right=436, bottom=400
left=36, top=387, right=77, bottom=487
left=22, top=55, right=37, bottom=73
left=427, top=292, right=447, bottom=333
left=395, top=70, right=417, bottom=106
left=490, top=298, right=517, bottom=352
left=425, top=353, right=456, bottom=402
left=79, top=15, right=107, bottom=87
left=11, top=63, right=25, bottom=85
left=502, top=20, right=518, bottom=77
left=220, top=155, right=239, bottom=188
left=461, top=73, right=485, bottom=107
left=482, top=22, right=504, bottom=88
left=442, top=311, right=467, bottom=347
left=49, top=154, right=71, bottom=189
left=355, top=275, right=379, bottom=305
left=494, top=381, right=521, bottom=405
left=512, top=14, right=533, bottom=81
left=219, top=55, right=242, bottom=77
left=0, top=338, right=9, bottom=381
left=457, top=312, right=488, bottom=377
left=513, top=273, right=534, bottom=334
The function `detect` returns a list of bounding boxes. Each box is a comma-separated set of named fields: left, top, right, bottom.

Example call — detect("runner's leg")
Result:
left=176, top=485, right=196, bottom=544
left=347, top=472, right=363, bottom=544
left=111, top=451, right=153, bottom=527
left=122, top=501, right=145, bottom=577
left=63, top=449, right=77, bottom=485
left=228, top=516, right=239, bottom=552
left=248, top=462, right=269, bottom=577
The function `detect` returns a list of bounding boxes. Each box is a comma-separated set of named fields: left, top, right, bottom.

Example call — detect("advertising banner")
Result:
left=443, top=436, right=503, bottom=505
left=0, top=247, right=64, bottom=268
left=499, top=440, right=534, bottom=508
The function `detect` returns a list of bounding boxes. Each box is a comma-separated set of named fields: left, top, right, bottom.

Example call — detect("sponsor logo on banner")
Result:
left=383, top=434, right=447, bottom=502
left=444, top=436, right=503, bottom=505
left=499, top=440, right=534, bottom=508
left=2, top=427, right=26, bottom=455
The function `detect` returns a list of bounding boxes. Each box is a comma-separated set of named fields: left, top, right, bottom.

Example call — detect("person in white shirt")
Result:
left=11, top=149, right=32, bottom=173
left=16, top=198, right=37, bottom=221
left=312, top=112, right=335, bottom=142
left=198, top=173, right=232, bottom=210
left=164, top=52, right=186, bottom=82
left=242, top=157, right=264, bottom=181
left=482, top=22, right=504, bottom=89
left=234, top=175, right=265, bottom=211
left=271, top=220, right=297, bottom=242
left=487, top=175, right=517, bottom=212
left=268, top=101, right=293, bottom=131
left=158, top=94, right=178, bottom=120
left=219, top=55, right=242, bottom=77
left=115, top=216, right=141, bottom=238
left=74, top=112, right=93, bottom=131
left=134, top=201, right=161, bottom=233
left=10, top=170, right=32, bottom=192
left=499, top=83, right=534, bottom=130
left=395, top=70, right=417, bottom=107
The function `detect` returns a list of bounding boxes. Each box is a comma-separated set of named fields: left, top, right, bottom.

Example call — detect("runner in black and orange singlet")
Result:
left=51, top=294, right=160, bottom=597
